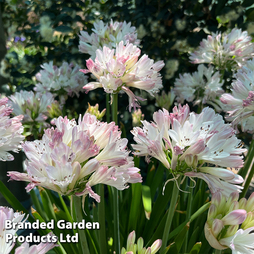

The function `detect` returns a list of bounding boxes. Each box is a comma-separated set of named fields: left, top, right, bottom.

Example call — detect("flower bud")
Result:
left=239, top=198, right=247, bottom=210
left=224, top=225, right=239, bottom=238
left=150, top=239, right=162, bottom=254
left=127, top=231, right=136, bottom=250
left=137, top=237, right=144, bottom=252
left=246, top=192, right=254, bottom=212
left=212, top=219, right=224, bottom=237
left=221, top=209, right=247, bottom=225
left=241, top=212, right=253, bottom=230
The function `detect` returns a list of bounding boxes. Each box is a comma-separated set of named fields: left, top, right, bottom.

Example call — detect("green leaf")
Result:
left=189, top=242, right=202, bottom=254
left=128, top=183, right=142, bottom=232
left=174, top=223, right=189, bottom=252
left=142, top=185, right=152, bottom=220
left=54, top=25, right=73, bottom=33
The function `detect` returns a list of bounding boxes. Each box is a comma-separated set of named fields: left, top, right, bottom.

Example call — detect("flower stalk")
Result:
left=73, top=196, right=90, bottom=254
left=240, top=140, right=254, bottom=198
left=160, top=176, right=181, bottom=253
left=111, top=92, right=121, bottom=254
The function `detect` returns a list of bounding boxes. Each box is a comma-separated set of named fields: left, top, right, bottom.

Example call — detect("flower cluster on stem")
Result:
left=205, top=192, right=254, bottom=254
left=189, top=28, right=254, bottom=70
left=79, top=19, right=140, bottom=59
left=131, top=104, right=246, bottom=197
left=220, top=58, right=254, bottom=134
left=8, top=113, right=142, bottom=202
left=174, top=64, right=224, bottom=106
left=34, top=61, right=88, bottom=100
left=80, top=41, right=164, bottom=111
left=0, top=97, right=24, bottom=161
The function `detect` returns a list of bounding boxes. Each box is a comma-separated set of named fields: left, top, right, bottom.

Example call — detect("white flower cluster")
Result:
left=174, top=64, right=224, bottom=106
left=79, top=19, right=140, bottom=59
left=35, top=61, right=88, bottom=98
left=190, top=28, right=254, bottom=69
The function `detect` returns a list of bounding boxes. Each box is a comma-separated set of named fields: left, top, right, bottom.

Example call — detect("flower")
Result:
left=79, top=19, right=140, bottom=59
left=14, top=233, right=57, bottom=254
left=34, top=61, right=88, bottom=98
left=205, top=192, right=254, bottom=254
left=220, top=59, right=254, bottom=134
left=0, top=97, right=24, bottom=161
left=121, top=230, right=162, bottom=254
left=131, top=104, right=246, bottom=197
left=81, top=41, right=164, bottom=111
left=190, top=28, right=254, bottom=69
left=8, top=90, right=54, bottom=124
left=0, top=206, right=28, bottom=254
left=8, top=113, right=142, bottom=202
left=132, top=109, right=144, bottom=127
left=173, top=64, right=224, bottom=106
left=155, top=90, right=175, bottom=111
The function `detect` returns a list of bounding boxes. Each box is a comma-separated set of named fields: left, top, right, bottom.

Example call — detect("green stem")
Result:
left=183, top=180, right=193, bottom=253
left=98, top=184, right=107, bottom=252
left=111, top=93, right=120, bottom=254
left=73, top=196, right=90, bottom=254
left=160, top=176, right=181, bottom=253
left=238, top=139, right=254, bottom=179
left=214, top=249, right=222, bottom=254
left=106, top=93, right=111, bottom=123
left=240, top=140, right=254, bottom=199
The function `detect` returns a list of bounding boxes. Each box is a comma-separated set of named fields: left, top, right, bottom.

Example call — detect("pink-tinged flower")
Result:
left=205, top=192, right=254, bottom=253
left=79, top=19, right=140, bottom=59
left=220, top=59, right=254, bottom=134
left=8, top=114, right=142, bottom=202
left=81, top=41, right=164, bottom=111
left=0, top=206, right=28, bottom=254
left=34, top=61, right=88, bottom=99
left=174, top=64, right=224, bottom=106
left=14, top=233, right=58, bottom=254
left=121, top=230, right=162, bottom=254
left=190, top=28, right=254, bottom=69
left=8, top=90, right=54, bottom=124
left=0, top=97, right=24, bottom=161
left=131, top=104, right=246, bottom=197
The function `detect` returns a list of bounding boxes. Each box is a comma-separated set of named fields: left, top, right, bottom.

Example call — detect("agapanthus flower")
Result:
left=8, top=113, right=142, bottom=202
left=14, top=233, right=57, bottom=254
left=81, top=41, right=164, bottom=111
left=0, top=206, right=28, bottom=254
left=174, top=64, right=224, bottom=106
left=8, top=90, right=54, bottom=125
left=205, top=192, right=254, bottom=253
left=79, top=19, right=140, bottom=59
left=190, top=28, right=254, bottom=69
left=34, top=61, right=88, bottom=98
left=220, top=59, right=254, bottom=134
left=121, top=230, right=162, bottom=254
left=0, top=97, right=24, bottom=161
left=131, top=104, right=246, bottom=197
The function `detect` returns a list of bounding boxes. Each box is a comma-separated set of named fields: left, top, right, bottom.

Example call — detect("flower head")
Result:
left=8, top=90, right=54, bottom=124
left=205, top=192, right=254, bottom=254
left=81, top=41, right=164, bottom=111
left=220, top=59, right=254, bottom=134
left=174, top=64, right=224, bottom=106
left=0, top=206, right=28, bottom=254
left=0, top=97, right=24, bottom=161
left=131, top=104, right=245, bottom=197
left=34, top=61, right=88, bottom=98
left=190, top=28, right=254, bottom=69
left=79, top=19, right=140, bottom=59
left=8, top=113, right=142, bottom=202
